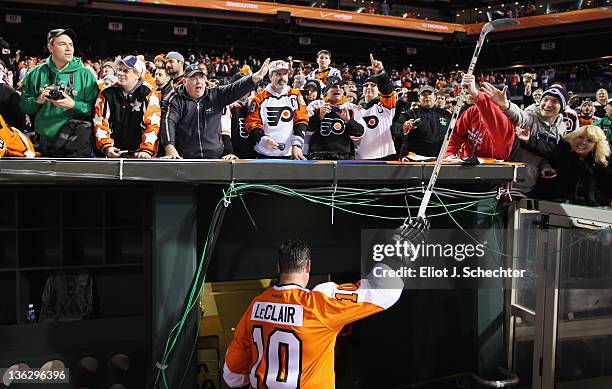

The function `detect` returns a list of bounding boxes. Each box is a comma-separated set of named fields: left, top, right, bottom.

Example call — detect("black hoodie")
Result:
left=161, top=75, right=255, bottom=158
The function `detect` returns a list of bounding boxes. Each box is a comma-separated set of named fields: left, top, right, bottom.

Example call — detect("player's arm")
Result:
left=312, top=262, right=403, bottom=330
left=312, top=225, right=426, bottom=329
left=223, top=309, right=253, bottom=388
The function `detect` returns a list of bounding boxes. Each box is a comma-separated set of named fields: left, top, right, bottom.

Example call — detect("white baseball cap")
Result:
left=268, top=60, right=290, bottom=75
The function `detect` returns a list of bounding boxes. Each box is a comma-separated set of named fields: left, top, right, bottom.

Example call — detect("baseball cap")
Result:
left=324, top=75, right=343, bottom=93
left=47, top=28, right=76, bottom=44
left=363, top=75, right=378, bottom=86
left=418, top=85, right=435, bottom=95
left=103, top=75, right=118, bottom=84
left=165, top=51, right=185, bottom=63
left=268, top=60, right=290, bottom=75
left=102, top=61, right=115, bottom=71
left=184, top=64, right=206, bottom=78
left=118, top=55, right=146, bottom=74
left=607, top=98, right=612, bottom=105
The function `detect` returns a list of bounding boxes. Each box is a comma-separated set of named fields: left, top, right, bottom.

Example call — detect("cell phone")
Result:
left=331, top=106, right=341, bottom=114
left=413, top=118, right=422, bottom=126
left=118, top=150, right=136, bottom=156
left=277, top=143, right=286, bottom=151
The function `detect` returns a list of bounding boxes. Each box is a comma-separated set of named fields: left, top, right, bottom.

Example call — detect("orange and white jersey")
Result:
left=0, top=114, right=37, bottom=158
left=246, top=84, right=308, bottom=157
left=355, top=92, right=396, bottom=160
left=221, top=105, right=232, bottom=138
left=223, top=269, right=402, bottom=389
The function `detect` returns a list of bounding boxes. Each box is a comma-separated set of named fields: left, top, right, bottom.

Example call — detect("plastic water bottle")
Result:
left=26, top=304, right=37, bottom=323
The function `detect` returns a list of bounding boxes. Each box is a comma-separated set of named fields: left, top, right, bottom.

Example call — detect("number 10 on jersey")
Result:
left=250, top=326, right=302, bottom=388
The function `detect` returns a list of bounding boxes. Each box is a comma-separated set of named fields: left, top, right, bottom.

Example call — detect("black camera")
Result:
left=331, top=106, right=341, bottom=114
left=277, top=143, right=286, bottom=151
left=47, top=85, right=67, bottom=100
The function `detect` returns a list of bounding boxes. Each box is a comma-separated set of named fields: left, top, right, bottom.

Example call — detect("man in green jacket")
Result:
left=19, top=28, right=98, bottom=156
left=593, top=98, right=612, bottom=144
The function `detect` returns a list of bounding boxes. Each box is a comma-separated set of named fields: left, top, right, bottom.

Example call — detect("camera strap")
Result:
left=46, top=66, right=75, bottom=91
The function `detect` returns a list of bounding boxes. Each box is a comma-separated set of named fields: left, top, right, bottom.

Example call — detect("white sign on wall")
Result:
left=5, top=14, right=22, bottom=24
left=174, top=27, right=188, bottom=36
left=108, top=22, right=123, bottom=32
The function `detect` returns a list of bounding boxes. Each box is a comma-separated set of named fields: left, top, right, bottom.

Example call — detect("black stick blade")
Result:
left=483, top=18, right=520, bottom=34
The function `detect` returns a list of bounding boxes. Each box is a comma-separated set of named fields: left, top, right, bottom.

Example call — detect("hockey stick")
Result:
left=411, top=18, right=519, bottom=226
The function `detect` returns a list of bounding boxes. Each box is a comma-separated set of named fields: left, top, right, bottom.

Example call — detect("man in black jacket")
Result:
left=161, top=60, right=269, bottom=159
left=391, top=85, right=451, bottom=158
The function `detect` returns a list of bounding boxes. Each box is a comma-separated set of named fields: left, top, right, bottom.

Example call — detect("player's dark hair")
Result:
left=278, top=239, right=310, bottom=274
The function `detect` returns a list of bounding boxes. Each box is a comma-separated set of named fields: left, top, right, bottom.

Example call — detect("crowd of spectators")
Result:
left=0, top=28, right=610, bottom=207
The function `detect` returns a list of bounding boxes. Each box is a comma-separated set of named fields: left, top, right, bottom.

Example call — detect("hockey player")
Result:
left=355, top=54, right=396, bottom=160
left=246, top=60, right=308, bottom=159
left=223, top=238, right=408, bottom=389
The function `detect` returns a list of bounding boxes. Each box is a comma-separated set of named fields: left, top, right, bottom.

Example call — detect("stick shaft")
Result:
left=416, top=28, right=489, bottom=219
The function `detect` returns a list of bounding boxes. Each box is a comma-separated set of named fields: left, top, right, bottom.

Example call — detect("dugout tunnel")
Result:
left=0, top=159, right=610, bottom=389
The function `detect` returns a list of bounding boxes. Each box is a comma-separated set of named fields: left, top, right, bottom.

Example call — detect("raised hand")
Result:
left=369, top=53, right=384, bottom=74
left=481, top=82, right=509, bottom=110
left=252, top=58, right=271, bottom=83
left=461, top=74, right=479, bottom=99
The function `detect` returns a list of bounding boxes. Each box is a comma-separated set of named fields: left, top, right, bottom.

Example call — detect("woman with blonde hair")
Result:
left=515, top=124, right=612, bottom=206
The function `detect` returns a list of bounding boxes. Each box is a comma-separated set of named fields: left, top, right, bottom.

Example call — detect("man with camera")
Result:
left=20, top=28, right=98, bottom=157
left=391, top=85, right=451, bottom=158
left=306, top=75, right=365, bottom=160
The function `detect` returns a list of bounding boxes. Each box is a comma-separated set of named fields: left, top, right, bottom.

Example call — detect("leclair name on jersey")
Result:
left=251, top=302, right=304, bottom=327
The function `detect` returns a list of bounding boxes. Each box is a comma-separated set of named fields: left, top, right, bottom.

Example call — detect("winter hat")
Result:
left=542, top=86, right=568, bottom=110
left=324, top=75, right=343, bottom=93
left=303, top=79, right=321, bottom=99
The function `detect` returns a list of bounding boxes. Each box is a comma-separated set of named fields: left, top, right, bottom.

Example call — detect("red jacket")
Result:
left=447, top=92, right=515, bottom=160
